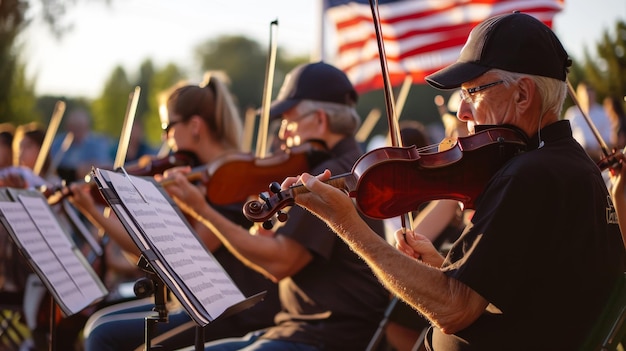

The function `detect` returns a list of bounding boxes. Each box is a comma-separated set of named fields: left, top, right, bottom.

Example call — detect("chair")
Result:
left=366, top=296, right=429, bottom=351
left=580, top=273, right=626, bottom=351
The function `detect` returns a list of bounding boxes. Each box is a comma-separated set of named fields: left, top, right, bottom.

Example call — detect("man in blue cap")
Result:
left=279, top=12, right=626, bottom=350
left=167, top=61, right=390, bottom=351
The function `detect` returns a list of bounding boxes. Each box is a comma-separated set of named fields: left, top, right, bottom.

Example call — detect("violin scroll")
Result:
left=244, top=181, right=293, bottom=229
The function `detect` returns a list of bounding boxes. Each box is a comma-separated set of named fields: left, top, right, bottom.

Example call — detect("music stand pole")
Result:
left=135, top=254, right=169, bottom=351
left=195, top=326, right=204, bottom=351
left=49, top=295, right=56, bottom=351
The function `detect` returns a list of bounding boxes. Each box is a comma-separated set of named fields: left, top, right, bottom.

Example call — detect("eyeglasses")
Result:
left=162, top=120, right=182, bottom=134
left=459, top=80, right=504, bottom=104
left=280, top=111, right=317, bottom=129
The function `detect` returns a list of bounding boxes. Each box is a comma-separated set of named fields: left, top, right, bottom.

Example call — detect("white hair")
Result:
left=295, top=100, right=361, bottom=136
left=492, top=69, right=567, bottom=117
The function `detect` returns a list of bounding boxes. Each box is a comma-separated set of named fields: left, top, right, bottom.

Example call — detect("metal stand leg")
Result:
left=134, top=255, right=169, bottom=351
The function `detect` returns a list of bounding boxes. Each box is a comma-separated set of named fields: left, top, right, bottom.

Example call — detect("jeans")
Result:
left=195, top=329, right=320, bottom=351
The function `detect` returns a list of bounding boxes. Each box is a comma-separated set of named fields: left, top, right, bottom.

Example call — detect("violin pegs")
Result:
left=259, top=192, right=270, bottom=203
left=269, top=181, right=282, bottom=194
left=262, top=220, right=274, bottom=230
left=277, top=211, right=288, bottom=223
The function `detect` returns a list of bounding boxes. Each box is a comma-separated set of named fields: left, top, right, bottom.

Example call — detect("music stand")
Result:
left=91, top=168, right=265, bottom=351
left=0, top=187, right=108, bottom=351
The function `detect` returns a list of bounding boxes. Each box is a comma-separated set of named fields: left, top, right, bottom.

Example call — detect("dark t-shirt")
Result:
left=204, top=202, right=280, bottom=338
left=261, top=137, right=390, bottom=350
left=428, top=121, right=626, bottom=350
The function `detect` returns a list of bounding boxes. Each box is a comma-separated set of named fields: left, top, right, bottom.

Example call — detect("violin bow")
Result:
left=114, top=86, right=141, bottom=169
left=48, top=131, right=74, bottom=179
left=566, top=80, right=621, bottom=170
left=368, top=0, right=414, bottom=230
left=566, top=80, right=611, bottom=157
left=355, top=108, right=382, bottom=143
left=90, top=86, right=141, bottom=250
left=34, top=100, right=66, bottom=176
left=242, top=107, right=257, bottom=153
left=256, top=19, right=279, bottom=158
left=355, top=75, right=412, bottom=143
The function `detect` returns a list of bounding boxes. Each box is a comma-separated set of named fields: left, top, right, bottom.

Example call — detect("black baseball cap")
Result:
left=426, top=12, right=571, bottom=90
left=269, top=61, right=358, bottom=118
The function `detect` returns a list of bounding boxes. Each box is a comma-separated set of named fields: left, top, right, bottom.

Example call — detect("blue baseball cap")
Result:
left=270, top=62, right=358, bottom=118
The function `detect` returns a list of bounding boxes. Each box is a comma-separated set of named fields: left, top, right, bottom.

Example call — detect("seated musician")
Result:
left=279, top=12, right=626, bottom=350
left=163, top=61, right=390, bottom=351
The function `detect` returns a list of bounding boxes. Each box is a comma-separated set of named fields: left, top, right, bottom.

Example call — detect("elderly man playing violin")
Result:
left=279, top=12, right=626, bottom=351
left=165, top=61, right=389, bottom=351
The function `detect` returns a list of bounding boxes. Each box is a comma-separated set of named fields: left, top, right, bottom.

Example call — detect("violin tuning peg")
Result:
left=277, top=211, right=288, bottom=223
left=259, top=192, right=270, bottom=203
left=269, top=182, right=282, bottom=194
left=262, top=220, right=274, bottom=230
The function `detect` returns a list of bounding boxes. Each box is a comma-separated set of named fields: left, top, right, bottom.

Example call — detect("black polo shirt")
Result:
left=428, top=120, right=626, bottom=350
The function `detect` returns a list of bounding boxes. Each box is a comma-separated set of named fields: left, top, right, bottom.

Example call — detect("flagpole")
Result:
left=318, top=0, right=327, bottom=61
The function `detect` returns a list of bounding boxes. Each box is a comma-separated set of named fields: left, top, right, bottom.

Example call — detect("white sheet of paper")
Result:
left=0, top=197, right=106, bottom=315
left=98, top=169, right=245, bottom=319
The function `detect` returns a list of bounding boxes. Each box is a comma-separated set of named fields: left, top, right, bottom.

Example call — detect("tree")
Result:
left=1, top=0, right=106, bottom=127
left=8, top=61, right=40, bottom=125
left=194, top=35, right=308, bottom=113
left=144, top=62, right=186, bottom=147
left=578, top=20, right=626, bottom=110
left=0, top=0, right=33, bottom=124
left=91, top=66, right=133, bottom=138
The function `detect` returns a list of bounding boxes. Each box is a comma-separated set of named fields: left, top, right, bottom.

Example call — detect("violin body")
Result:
left=243, top=126, right=527, bottom=224
left=186, top=142, right=330, bottom=206
left=351, top=126, right=527, bottom=219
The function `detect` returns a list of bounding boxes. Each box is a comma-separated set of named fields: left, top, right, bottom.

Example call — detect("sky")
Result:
left=19, top=0, right=626, bottom=100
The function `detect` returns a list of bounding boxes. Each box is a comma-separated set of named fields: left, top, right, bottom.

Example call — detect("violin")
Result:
left=243, top=125, right=527, bottom=227
left=121, top=150, right=200, bottom=177
left=596, top=147, right=625, bottom=173
left=41, top=150, right=201, bottom=206
left=161, top=140, right=331, bottom=206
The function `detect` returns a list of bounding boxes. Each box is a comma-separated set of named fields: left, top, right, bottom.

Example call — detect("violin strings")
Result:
left=415, top=141, right=453, bottom=154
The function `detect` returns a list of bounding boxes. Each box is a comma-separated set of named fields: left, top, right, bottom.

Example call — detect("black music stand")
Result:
left=91, top=168, right=265, bottom=351
left=0, top=188, right=108, bottom=351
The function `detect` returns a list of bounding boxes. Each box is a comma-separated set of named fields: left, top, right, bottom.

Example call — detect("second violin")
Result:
left=161, top=141, right=330, bottom=206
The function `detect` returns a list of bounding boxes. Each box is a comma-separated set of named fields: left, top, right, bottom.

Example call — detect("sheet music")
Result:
left=94, top=168, right=245, bottom=320
left=0, top=195, right=107, bottom=315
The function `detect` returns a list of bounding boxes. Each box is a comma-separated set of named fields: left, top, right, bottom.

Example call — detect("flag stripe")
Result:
left=324, top=0, right=565, bottom=93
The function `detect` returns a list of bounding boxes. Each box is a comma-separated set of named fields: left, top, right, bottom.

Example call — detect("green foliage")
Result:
left=144, top=63, right=186, bottom=147
left=90, top=66, right=132, bottom=137
left=194, top=35, right=308, bottom=112
left=576, top=20, right=626, bottom=112
left=0, top=0, right=32, bottom=125
left=8, top=60, right=40, bottom=125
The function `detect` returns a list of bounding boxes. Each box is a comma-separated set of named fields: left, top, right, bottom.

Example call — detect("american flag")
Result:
left=323, top=0, right=565, bottom=93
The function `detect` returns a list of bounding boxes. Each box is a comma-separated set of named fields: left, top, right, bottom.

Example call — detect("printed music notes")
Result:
left=91, top=168, right=253, bottom=326
left=0, top=188, right=107, bottom=316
